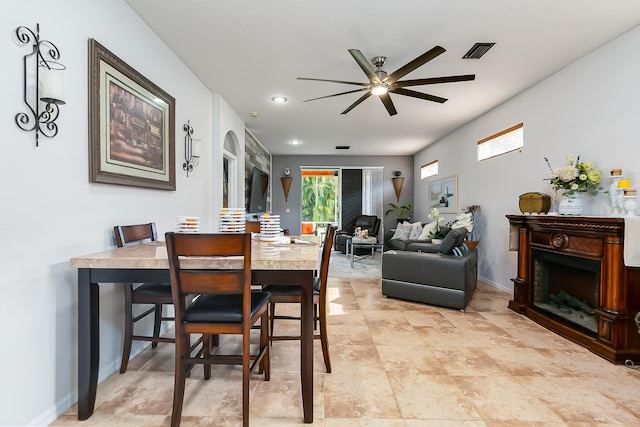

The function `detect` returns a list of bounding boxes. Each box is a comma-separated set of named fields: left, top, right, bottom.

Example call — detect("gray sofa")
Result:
left=384, top=225, right=451, bottom=252
left=381, top=228, right=478, bottom=311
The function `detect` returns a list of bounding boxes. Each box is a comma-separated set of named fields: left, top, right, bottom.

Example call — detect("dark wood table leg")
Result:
left=300, top=269, right=314, bottom=423
left=77, top=268, right=100, bottom=420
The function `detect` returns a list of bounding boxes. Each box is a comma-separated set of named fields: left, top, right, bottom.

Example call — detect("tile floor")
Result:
left=52, top=273, right=640, bottom=426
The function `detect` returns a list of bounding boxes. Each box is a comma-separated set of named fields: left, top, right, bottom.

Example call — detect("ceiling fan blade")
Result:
left=379, top=93, right=398, bottom=116
left=348, top=49, right=381, bottom=83
left=384, top=46, right=446, bottom=84
left=297, top=77, right=369, bottom=87
left=392, top=88, right=447, bottom=103
left=394, top=74, right=476, bottom=88
left=302, top=88, right=369, bottom=103
left=341, top=92, right=372, bottom=114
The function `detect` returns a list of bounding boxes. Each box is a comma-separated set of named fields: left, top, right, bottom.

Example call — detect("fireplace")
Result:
left=531, top=249, right=600, bottom=334
left=507, top=215, right=640, bottom=364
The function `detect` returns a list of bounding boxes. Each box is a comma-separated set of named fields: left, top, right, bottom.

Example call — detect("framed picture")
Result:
left=88, top=39, right=175, bottom=190
left=428, top=174, right=458, bottom=213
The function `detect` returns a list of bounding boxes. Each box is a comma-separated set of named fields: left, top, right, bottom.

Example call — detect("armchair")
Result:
left=334, top=214, right=381, bottom=254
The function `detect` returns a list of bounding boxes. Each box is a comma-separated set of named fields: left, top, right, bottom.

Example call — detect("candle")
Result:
left=618, top=179, right=631, bottom=189
left=191, top=138, right=202, bottom=158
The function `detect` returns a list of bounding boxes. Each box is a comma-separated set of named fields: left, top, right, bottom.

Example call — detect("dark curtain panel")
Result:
left=340, top=169, right=362, bottom=233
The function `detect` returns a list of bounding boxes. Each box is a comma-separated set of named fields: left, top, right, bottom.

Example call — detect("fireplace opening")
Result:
left=531, top=249, right=600, bottom=334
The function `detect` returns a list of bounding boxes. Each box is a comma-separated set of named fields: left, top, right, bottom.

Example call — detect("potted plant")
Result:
left=385, top=202, right=413, bottom=224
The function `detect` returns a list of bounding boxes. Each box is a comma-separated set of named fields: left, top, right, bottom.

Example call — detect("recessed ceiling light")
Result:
left=289, top=139, right=302, bottom=145
left=272, top=96, right=287, bottom=103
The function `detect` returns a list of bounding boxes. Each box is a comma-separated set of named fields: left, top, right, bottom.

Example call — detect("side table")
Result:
left=346, top=236, right=384, bottom=268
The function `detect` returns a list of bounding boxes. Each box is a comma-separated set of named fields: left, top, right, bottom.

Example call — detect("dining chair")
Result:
left=165, top=232, right=271, bottom=427
left=114, top=222, right=175, bottom=373
left=261, top=225, right=336, bottom=373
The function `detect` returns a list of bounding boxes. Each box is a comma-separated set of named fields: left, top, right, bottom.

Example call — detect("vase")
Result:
left=431, top=238, right=443, bottom=245
left=558, top=192, right=584, bottom=215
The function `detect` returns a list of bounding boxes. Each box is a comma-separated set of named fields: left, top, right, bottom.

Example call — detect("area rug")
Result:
left=327, top=248, right=382, bottom=279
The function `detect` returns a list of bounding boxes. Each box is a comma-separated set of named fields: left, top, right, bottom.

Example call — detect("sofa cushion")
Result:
left=391, top=222, right=413, bottom=241
left=408, top=222, right=423, bottom=239
left=418, top=220, right=438, bottom=240
left=438, top=228, right=468, bottom=255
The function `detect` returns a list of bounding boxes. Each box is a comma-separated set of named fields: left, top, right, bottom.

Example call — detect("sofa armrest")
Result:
left=382, top=250, right=477, bottom=292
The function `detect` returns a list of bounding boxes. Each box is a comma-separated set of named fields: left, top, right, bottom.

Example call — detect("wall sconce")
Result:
left=15, top=23, right=66, bottom=147
left=392, top=171, right=404, bottom=202
left=183, top=120, right=201, bottom=177
left=281, top=167, right=292, bottom=202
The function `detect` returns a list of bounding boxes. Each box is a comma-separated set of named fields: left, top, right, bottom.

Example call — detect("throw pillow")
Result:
left=438, top=228, right=469, bottom=255
left=391, top=222, right=413, bottom=241
left=418, top=220, right=438, bottom=240
left=438, top=228, right=462, bottom=255
left=408, top=222, right=423, bottom=239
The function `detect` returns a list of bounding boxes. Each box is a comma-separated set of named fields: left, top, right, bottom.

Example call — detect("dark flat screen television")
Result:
left=247, top=167, right=268, bottom=213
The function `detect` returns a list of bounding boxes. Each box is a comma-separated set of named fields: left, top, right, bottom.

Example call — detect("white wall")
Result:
left=414, top=24, right=640, bottom=292
left=0, top=1, right=244, bottom=424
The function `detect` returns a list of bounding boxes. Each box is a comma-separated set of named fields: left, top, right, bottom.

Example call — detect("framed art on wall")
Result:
left=428, top=174, right=458, bottom=213
left=88, top=38, right=175, bottom=190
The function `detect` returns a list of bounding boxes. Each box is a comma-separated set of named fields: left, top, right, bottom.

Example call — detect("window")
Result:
left=300, top=169, right=339, bottom=223
left=421, top=160, right=438, bottom=179
left=477, top=123, right=523, bottom=161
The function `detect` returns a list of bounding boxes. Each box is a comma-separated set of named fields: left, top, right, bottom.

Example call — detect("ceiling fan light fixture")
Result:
left=371, top=83, right=388, bottom=96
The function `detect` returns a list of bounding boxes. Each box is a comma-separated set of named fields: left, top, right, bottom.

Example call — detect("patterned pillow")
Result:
left=391, top=222, right=413, bottom=241
left=408, top=222, right=423, bottom=239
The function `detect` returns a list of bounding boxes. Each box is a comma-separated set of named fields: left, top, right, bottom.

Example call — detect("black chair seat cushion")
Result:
left=185, top=291, right=271, bottom=323
left=262, top=277, right=320, bottom=296
left=133, top=283, right=172, bottom=298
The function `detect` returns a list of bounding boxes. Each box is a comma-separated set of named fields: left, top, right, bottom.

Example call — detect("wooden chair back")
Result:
left=165, top=232, right=252, bottom=326
left=114, top=222, right=158, bottom=247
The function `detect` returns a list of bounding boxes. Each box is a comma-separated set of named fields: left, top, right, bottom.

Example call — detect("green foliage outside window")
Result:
left=301, top=175, right=338, bottom=222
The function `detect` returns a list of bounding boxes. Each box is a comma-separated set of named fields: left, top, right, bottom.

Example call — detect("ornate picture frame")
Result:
left=428, top=174, right=458, bottom=213
left=88, top=38, right=175, bottom=190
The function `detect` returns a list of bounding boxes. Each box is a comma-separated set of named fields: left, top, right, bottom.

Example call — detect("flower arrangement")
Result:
left=544, top=154, right=603, bottom=199
left=427, top=208, right=447, bottom=239
left=451, top=212, right=474, bottom=233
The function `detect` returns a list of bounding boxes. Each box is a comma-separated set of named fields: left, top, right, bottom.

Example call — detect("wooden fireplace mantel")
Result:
left=506, top=214, right=640, bottom=364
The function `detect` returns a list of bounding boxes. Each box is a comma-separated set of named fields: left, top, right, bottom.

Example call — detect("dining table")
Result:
left=69, top=236, right=319, bottom=423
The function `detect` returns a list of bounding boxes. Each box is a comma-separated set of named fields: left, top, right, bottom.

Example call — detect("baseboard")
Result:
left=478, top=275, right=512, bottom=294
left=32, top=333, right=163, bottom=426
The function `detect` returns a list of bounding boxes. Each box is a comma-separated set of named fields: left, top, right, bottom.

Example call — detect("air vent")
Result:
left=462, top=42, right=495, bottom=59
left=335, top=145, right=350, bottom=150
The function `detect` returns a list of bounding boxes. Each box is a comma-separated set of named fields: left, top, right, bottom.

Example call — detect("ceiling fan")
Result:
left=297, top=46, right=475, bottom=116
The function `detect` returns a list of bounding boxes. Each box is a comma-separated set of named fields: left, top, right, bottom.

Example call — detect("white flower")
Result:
left=428, top=208, right=440, bottom=219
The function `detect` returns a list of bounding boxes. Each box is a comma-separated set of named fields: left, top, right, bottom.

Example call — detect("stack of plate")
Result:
left=176, top=216, right=200, bottom=233
left=259, top=213, right=281, bottom=242
left=219, top=208, right=246, bottom=233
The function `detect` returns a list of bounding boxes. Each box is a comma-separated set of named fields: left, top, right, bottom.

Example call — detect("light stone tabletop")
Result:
left=70, top=239, right=320, bottom=271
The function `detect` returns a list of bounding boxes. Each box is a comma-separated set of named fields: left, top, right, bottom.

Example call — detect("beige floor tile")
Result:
left=387, top=373, right=482, bottom=420
left=323, top=371, right=402, bottom=419
left=454, top=376, right=564, bottom=423
left=51, top=256, right=640, bottom=427
left=522, top=375, right=640, bottom=424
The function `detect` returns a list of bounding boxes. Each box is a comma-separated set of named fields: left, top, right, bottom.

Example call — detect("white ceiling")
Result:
left=126, top=0, right=640, bottom=156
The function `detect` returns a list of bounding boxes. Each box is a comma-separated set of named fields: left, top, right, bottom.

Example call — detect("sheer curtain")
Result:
left=362, top=168, right=384, bottom=237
